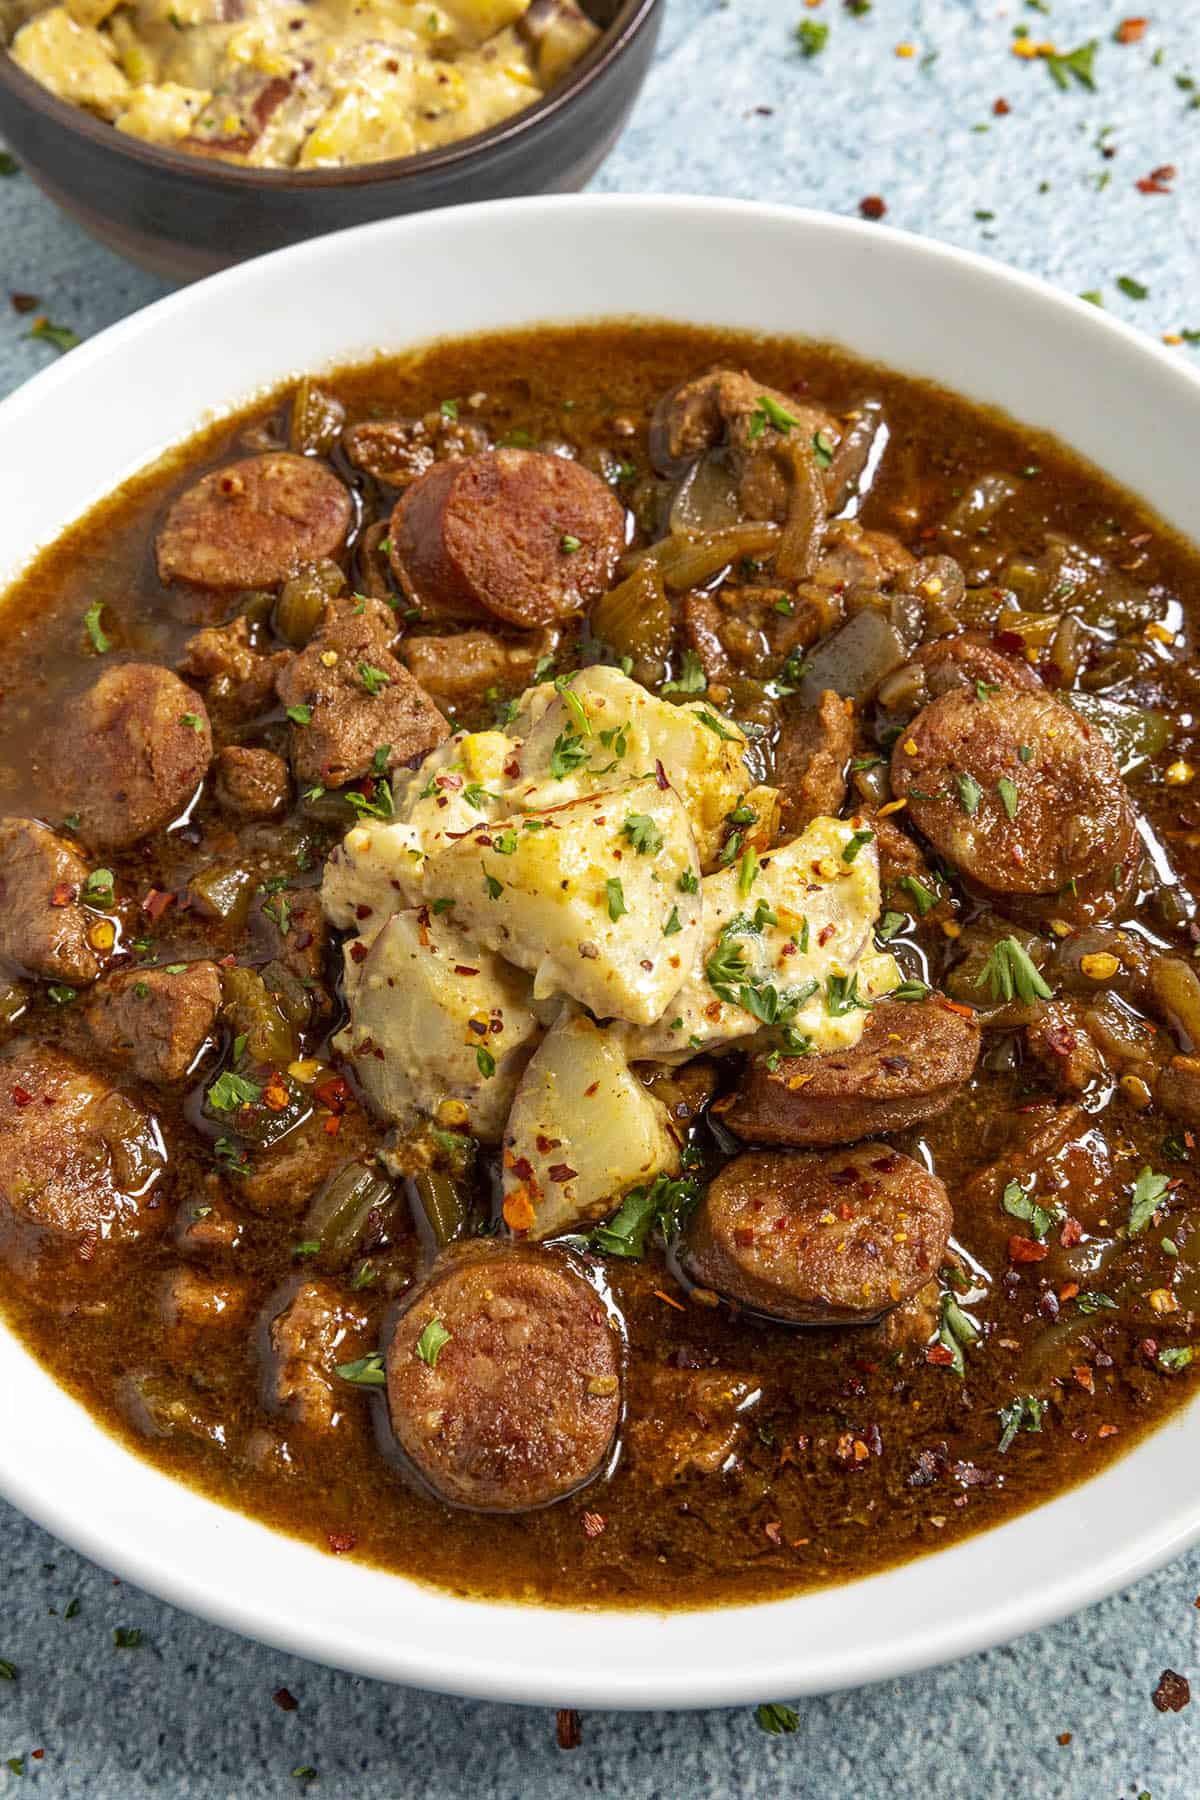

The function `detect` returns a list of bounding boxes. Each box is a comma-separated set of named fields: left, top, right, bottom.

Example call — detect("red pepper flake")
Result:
left=581, top=1511, right=606, bottom=1538
left=10, top=291, right=39, bottom=314
left=11, top=1085, right=33, bottom=1107
left=584, top=1081, right=599, bottom=1096
left=261, top=1073, right=290, bottom=1112
left=1152, top=1669, right=1191, bottom=1713
left=313, top=1075, right=349, bottom=1112
left=326, top=1531, right=356, bottom=1554
left=511, top=1155, right=535, bottom=1182
left=1136, top=164, right=1176, bottom=194
left=323, top=1113, right=341, bottom=1137
left=1096, top=1423, right=1118, bottom=1439
left=1057, top=1732, right=1072, bottom=1746
left=1115, top=16, right=1148, bottom=42
left=764, top=1520, right=783, bottom=1546
left=354, top=903, right=373, bottom=920
left=926, top=1343, right=956, bottom=1366
left=547, top=1163, right=577, bottom=1183
left=273, top=1687, right=299, bottom=1712
left=1008, top=1234, right=1050, bottom=1264
left=49, top=881, right=75, bottom=907
left=535, top=1135, right=562, bottom=1154
left=1059, top=1216, right=1083, bottom=1248
left=349, top=939, right=369, bottom=964
left=556, top=1709, right=582, bottom=1751
left=142, top=887, right=175, bottom=921
left=859, top=195, right=887, bottom=220
left=30, top=1751, right=43, bottom=1762
left=1072, top=1364, right=1095, bottom=1394
left=993, top=96, right=1011, bottom=115
left=453, top=964, right=479, bottom=977
left=654, top=758, right=669, bottom=791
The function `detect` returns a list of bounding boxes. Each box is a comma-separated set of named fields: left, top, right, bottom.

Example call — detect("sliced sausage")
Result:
left=386, top=1245, right=621, bottom=1512
left=342, top=412, right=489, bottom=487
left=213, top=745, right=290, bottom=819
left=51, top=664, right=213, bottom=852
left=0, top=1040, right=166, bottom=1292
left=85, top=960, right=222, bottom=1086
left=156, top=453, right=353, bottom=591
left=389, top=449, right=626, bottom=629
left=681, top=1145, right=952, bottom=1325
left=0, top=817, right=100, bottom=985
left=275, top=595, right=449, bottom=787
left=890, top=686, right=1138, bottom=925
left=774, top=689, right=853, bottom=835
left=725, top=998, right=980, bottom=1147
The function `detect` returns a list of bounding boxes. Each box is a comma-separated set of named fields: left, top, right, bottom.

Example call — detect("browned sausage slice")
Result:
left=50, top=664, right=213, bottom=852
left=774, top=689, right=853, bottom=835
left=0, top=817, right=99, bottom=985
left=725, top=998, right=980, bottom=1147
left=157, top=453, right=353, bottom=591
left=389, top=449, right=626, bottom=628
left=891, top=686, right=1138, bottom=925
left=682, top=1145, right=952, bottom=1325
left=386, top=1246, right=621, bottom=1512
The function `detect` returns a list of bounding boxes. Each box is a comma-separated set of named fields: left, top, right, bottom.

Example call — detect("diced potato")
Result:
left=506, top=667, right=753, bottom=866
left=332, top=908, right=543, bottom=1143
left=623, top=815, right=883, bottom=1064
left=436, top=0, right=528, bottom=46
left=424, top=776, right=702, bottom=1024
left=12, top=7, right=131, bottom=115
left=114, top=80, right=210, bottom=144
left=503, top=1010, right=680, bottom=1240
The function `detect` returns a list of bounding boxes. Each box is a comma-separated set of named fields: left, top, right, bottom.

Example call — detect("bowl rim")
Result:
left=2, top=193, right=1200, bottom=1710
left=0, top=0, right=658, bottom=189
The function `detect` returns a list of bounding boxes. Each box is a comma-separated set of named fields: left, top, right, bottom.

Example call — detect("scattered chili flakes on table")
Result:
left=273, top=1687, right=299, bottom=1712
left=1115, top=16, right=1149, bottom=43
left=1136, top=165, right=1176, bottom=195
left=555, top=1708, right=582, bottom=1750
left=859, top=195, right=887, bottom=220
left=1152, top=1669, right=1191, bottom=1712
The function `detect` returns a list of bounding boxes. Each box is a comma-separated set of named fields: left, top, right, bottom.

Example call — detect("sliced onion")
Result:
left=669, top=450, right=741, bottom=535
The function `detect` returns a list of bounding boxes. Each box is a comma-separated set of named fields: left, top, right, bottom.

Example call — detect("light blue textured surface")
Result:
left=2, top=1, right=1200, bottom=1792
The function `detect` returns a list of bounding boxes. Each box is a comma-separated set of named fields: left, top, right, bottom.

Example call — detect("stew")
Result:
left=0, top=322, right=1197, bottom=1609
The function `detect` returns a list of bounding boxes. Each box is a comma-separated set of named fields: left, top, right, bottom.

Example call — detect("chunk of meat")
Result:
left=50, top=664, right=213, bottom=852
left=85, top=961, right=222, bottom=1085
left=624, top=1367, right=760, bottom=1485
left=403, top=627, right=558, bottom=708
left=341, top=412, right=489, bottom=487
left=959, top=1102, right=1118, bottom=1262
left=386, top=1246, right=621, bottom=1512
left=275, top=594, right=448, bottom=787
left=213, top=745, right=290, bottom=819
left=774, top=690, right=853, bottom=834
left=0, top=1041, right=166, bottom=1291
left=726, top=998, right=980, bottom=1147
left=390, top=449, right=626, bottom=629
left=250, top=886, right=328, bottom=991
left=0, top=817, right=100, bottom=984
left=913, top=631, right=1042, bottom=701
left=891, top=687, right=1138, bottom=926
left=1154, top=1055, right=1200, bottom=1129
left=235, top=1108, right=377, bottom=1218
left=1024, top=1001, right=1106, bottom=1094
left=179, top=616, right=293, bottom=720
left=682, top=1145, right=952, bottom=1325
left=156, top=453, right=353, bottom=591
left=171, top=1185, right=246, bottom=1257
left=158, top=1265, right=251, bottom=1363
left=262, top=1278, right=371, bottom=1432
left=649, top=367, right=837, bottom=480
left=875, top=1277, right=940, bottom=1353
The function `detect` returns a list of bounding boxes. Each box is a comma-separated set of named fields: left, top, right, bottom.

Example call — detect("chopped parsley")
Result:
left=336, top=1352, right=387, bottom=1387
left=755, top=1703, right=800, bottom=1735
left=623, top=813, right=663, bottom=855
left=663, top=906, right=683, bottom=936
left=974, top=936, right=1052, bottom=1005
left=28, top=317, right=81, bottom=354
left=208, top=1071, right=263, bottom=1113
left=492, top=829, right=518, bottom=856
left=46, top=985, right=77, bottom=1005
left=662, top=650, right=707, bottom=695
left=998, top=1395, right=1046, bottom=1452
left=483, top=872, right=503, bottom=900
left=83, top=601, right=111, bottom=654
left=1158, top=1346, right=1195, bottom=1373
left=357, top=662, right=391, bottom=696
left=889, top=978, right=931, bottom=1002
left=286, top=704, right=313, bottom=726
left=842, top=828, right=875, bottom=864
left=181, top=711, right=205, bottom=734
left=694, top=708, right=740, bottom=743
left=1128, top=1166, right=1171, bottom=1236
left=1002, top=1178, right=1058, bottom=1241
left=82, top=867, right=114, bottom=906
left=899, top=874, right=937, bottom=916
left=936, top=1290, right=979, bottom=1377
left=554, top=673, right=592, bottom=736
left=415, top=1317, right=451, bottom=1367
left=825, top=972, right=867, bottom=1016
left=737, top=847, right=760, bottom=896
left=678, top=868, right=700, bottom=894
left=876, top=910, right=906, bottom=943
left=589, top=1171, right=702, bottom=1259
left=476, top=1045, right=496, bottom=1078
left=794, top=18, right=829, bottom=57
left=559, top=532, right=583, bottom=555
left=996, top=776, right=1020, bottom=820
left=112, top=1627, right=142, bottom=1648
left=1116, top=273, right=1150, bottom=301
left=956, top=772, right=982, bottom=816
left=549, top=728, right=590, bottom=779
left=606, top=878, right=627, bottom=922
left=1044, top=40, right=1098, bottom=91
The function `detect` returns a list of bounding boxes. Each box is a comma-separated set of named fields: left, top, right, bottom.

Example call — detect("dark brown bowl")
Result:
left=0, top=0, right=661, bottom=281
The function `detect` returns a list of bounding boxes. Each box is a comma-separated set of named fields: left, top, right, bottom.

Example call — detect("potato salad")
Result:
left=324, top=667, right=901, bottom=1240
left=5, top=0, right=598, bottom=168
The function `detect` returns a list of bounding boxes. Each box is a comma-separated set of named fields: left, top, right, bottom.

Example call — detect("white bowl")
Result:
left=2, top=195, right=1199, bottom=1710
